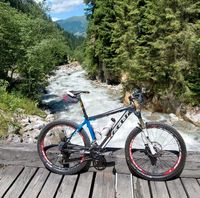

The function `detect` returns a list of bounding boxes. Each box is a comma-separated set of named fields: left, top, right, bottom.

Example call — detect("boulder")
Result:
left=123, top=91, right=131, bottom=105
left=7, top=134, right=22, bottom=143
left=184, top=107, right=200, bottom=127
left=169, top=113, right=179, bottom=122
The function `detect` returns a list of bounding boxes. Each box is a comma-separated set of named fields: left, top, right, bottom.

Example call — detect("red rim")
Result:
left=163, top=152, right=182, bottom=175
left=129, top=137, right=182, bottom=177
left=129, top=138, right=146, bottom=174
left=40, top=125, right=86, bottom=168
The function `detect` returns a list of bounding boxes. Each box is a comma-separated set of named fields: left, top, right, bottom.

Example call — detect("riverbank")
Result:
left=2, top=62, right=82, bottom=144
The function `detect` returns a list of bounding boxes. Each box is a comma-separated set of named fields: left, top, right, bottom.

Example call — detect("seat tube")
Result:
left=79, top=96, right=88, bottom=119
left=85, top=119, right=96, bottom=141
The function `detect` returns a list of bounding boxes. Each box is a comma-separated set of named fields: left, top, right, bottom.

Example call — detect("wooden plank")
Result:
left=116, top=173, right=132, bottom=198
left=181, top=178, right=200, bottom=198
left=114, top=158, right=130, bottom=174
left=166, top=178, right=187, bottom=198
left=1, top=143, right=200, bottom=178
left=150, top=181, right=170, bottom=198
left=181, top=169, right=200, bottom=178
left=0, top=166, right=23, bottom=197
left=56, top=175, right=78, bottom=198
left=0, top=165, right=5, bottom=175
left=74, top=172, right=93, bottom=198
left=4, top=167, right=37, bottom=198
left=21, top=168, right=49, bottom=198
left=186, top=152, right=200, bottom=162
left=0, top=143, right=43, bottom=167
left=92, top=171, right=115, bottom=198
left=184, top=161, right=200, bottom=169
left=132, top=176, right=151, bottom=198
left=38, top=172, right=62, bottom=198
left=114, top=157, right=200, bottom=178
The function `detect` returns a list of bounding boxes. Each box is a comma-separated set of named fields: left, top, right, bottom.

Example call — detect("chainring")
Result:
left=93, top=156, right=107, bottom=170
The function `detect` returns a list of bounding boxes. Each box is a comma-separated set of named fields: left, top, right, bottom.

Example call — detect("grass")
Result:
left=0, top=89, right=46, bottom=137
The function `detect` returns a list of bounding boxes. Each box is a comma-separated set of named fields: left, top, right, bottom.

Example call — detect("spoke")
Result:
left=65, top=156, right=82, bottom=163
left=159, top=132, right=170, bottom=145
left=151, top=165, right=158, bottom=174
left=158, top=156, right=176, bottom=170
left=42, top=125, right=86, bottom=169
left=162, top=137, right=177, bottom=149
left=44, top=144, right=58, bottom=151
left=135, top=158, right=150, bottom=168
left=133, top=135, right=145, bottom=148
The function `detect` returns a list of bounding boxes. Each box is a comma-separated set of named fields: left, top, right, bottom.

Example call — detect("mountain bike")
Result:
left=37, top=89, right=186, bottom=181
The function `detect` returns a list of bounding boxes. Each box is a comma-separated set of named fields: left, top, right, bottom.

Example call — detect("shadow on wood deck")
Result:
left=0, top=143, right=200, bottom=198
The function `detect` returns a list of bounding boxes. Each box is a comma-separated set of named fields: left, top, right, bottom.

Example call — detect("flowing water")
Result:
left=42, top=69, right=200, bottom=151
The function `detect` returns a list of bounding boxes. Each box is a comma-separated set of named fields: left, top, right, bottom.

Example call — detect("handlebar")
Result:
left=129, top=88, right=144, bottom=105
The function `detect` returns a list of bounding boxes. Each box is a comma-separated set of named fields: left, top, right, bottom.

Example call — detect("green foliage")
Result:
left=84, top=0, right=200, bottom=105
left=0, top=2, right=70, bottom=98
left=63, top=31, right=85, bottom=51
left=84, top=0, right=121, bottom=84
left=0, top=1, right=74, bottom=136
left=0, top=88, right=45, bottom=117
left=0, top=2, right=22, bottom=78
left=2, top=0, right=48, bottom=19
left=0, top=86, right=45, bottom=137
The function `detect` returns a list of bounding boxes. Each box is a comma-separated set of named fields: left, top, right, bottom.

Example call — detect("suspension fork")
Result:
left=136, top=112, right=157, bottom=155
left=140, top=130, right=157, bottom=155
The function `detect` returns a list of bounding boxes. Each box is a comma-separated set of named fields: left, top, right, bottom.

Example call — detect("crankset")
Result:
left=89, top=145, right=107, bottom=170
left=93, top=156, right=107, bottom=170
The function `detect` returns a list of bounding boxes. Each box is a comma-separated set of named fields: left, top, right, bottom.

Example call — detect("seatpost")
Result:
left=79, top=95, right=88, bottom=119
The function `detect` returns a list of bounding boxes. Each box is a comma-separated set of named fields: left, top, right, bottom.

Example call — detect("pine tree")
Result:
left=84, top=0, right=200, bottom=105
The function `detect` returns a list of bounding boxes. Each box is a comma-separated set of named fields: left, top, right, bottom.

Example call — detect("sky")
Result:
left=35, top=0, right=85, bottom=21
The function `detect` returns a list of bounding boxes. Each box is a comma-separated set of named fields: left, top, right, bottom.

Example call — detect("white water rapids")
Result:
left=43, top=69, right=200, bottom=151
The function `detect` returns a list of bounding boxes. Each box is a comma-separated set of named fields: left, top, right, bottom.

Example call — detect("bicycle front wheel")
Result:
left=37, top=120, right=91, bottom=175
left=125, top=122, right=186, bottom=181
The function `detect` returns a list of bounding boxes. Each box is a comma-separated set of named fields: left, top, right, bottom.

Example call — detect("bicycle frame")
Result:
left=70, top=95, right=139, bottom=149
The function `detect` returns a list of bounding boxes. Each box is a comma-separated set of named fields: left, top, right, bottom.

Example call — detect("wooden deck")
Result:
left=1, top=143, right=200, bottom=198
left=1, top=165, right=200, bottom=198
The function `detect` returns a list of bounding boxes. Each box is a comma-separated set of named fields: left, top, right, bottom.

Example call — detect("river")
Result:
left=42, top=68, right=200, bottom=151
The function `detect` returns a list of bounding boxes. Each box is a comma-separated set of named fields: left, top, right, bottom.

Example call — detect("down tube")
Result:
left=100, top=110, right=132, bottom=148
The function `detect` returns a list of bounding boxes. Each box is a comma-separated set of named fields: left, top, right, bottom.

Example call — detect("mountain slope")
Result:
left=57, top=16, right=88, bottom=37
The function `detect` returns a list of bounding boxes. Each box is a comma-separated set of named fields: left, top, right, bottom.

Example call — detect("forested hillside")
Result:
left=0, top=0, right=81, bottom=136
left=84, top=0, right=200, bottom=107
left=57, top=16, right=88, bottom=37
left=0, top=0, right=69, bottom=98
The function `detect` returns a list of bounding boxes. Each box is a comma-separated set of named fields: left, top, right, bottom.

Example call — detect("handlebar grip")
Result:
left=82, top=91, right=90, bottom=94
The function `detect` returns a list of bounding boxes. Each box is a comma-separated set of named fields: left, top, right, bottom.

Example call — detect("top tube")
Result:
left=89, top=106, right=134, bottom=120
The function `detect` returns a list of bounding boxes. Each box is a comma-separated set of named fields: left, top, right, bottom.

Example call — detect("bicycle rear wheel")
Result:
left=125, top=122, right=186, bottom=181
left=37, top=120, right=91, bottom=175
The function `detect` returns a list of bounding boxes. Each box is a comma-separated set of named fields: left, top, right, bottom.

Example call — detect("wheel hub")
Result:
left=146, top=141, right=163, bottom=157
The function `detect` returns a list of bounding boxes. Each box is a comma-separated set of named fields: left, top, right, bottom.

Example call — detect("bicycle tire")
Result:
left=37, top=120, right=91, bottom=175
left=125, top=122, right=186, bottom=181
